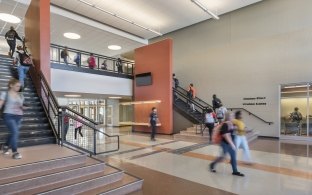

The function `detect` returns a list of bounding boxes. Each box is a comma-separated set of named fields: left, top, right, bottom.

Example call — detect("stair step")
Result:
left=16, top=137, right=57, bottom=147
left=36, top=167, right=124, bottom=195
left=0, top=122, right=49, bottom=129
left=79, top=173, right=143, bottom=195
left=0, top=161, right=106, bottom=194
left=0, top=154, right=87, bottom=180
left=0, top=157, right=98, bottom=186
left=0, top=129, right=53, bottom=140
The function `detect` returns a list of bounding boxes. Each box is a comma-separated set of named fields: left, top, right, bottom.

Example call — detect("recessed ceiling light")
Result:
left=0, top=13, right=21, bottom=23
left=108, top=45, right=122, bottom=50
left=64, top=94, right=81, bottom=97
left=63, top=32, right=81, bottom=39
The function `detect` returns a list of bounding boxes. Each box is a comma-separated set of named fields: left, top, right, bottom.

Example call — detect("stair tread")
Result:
left=21, top=166, right=121, bottom=195
left=0, top=157, right=100, bottom=185
left=78, top=173, right=141, bottom=195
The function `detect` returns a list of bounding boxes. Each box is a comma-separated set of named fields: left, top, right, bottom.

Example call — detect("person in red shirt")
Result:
left=187, top=83, right=196, bottom=112
left=88, top=53, right=96, bottom=69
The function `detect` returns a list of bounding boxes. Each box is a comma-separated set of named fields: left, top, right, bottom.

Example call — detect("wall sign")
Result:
left=242, top=97, right=267, bottom=106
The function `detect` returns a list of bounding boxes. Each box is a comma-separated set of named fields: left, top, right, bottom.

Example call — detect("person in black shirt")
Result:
left=173, top=74, right=179, bottom=101
left=212, top=94, right=222, bottom=112
left=149, top=107, right=159, bottom=141
left=5, top=26, right=23, bottom=58
left=209, top=112, right=244, bottom=177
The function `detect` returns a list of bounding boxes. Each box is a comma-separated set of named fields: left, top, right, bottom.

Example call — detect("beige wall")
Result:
left=152, top=0, right=312, bottom=137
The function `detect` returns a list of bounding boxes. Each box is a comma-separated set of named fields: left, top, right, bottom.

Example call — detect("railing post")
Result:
left=97, top=57, right=100, bottom=70
left=59, top=108, right=66, bottom=146
left=93, top=129, right=97, bottom=155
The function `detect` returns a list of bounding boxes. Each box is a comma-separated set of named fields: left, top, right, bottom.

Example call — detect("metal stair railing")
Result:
left=29, top=68, right=119, bottom=156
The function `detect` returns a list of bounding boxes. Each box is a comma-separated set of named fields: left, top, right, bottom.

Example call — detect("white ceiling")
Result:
left=0, top=0, right=263, bottom=57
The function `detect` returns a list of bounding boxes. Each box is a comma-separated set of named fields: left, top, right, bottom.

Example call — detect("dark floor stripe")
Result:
left=106, top=140, right=178, bottom=157
left=127, top=148, right=172, bottom=160
left=170, top=142, right=210, bottom=154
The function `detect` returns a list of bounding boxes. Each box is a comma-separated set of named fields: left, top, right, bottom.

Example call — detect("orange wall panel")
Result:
left=134, top=39, right=173, bottom=134
left=25, top=0, right=51, bottom=83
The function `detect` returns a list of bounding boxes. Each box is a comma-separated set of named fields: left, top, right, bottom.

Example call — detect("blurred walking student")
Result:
left=5, top=26, right=23, bottom=58
left=149, top=107, right=159, bottom=141
left=63, top=115, right=69, bottom=141
left=210, top=112, right=244, bottom=177
left=187, top=83, right=196, bottom=112
left=173, top=74, right=179, bottom=101
left=232, top=111, right=252, bottom=165
left=88, top=53, right=96, bottom=69
left=74, top=53, right=80, bottom=67
left=204, top=108, right=216, bottom=142
left=61, top=47, right=69, bottom=65
left=101, top=60, right=108, bottom=70
left=74, top=116, right=83, bottom=140
left=0, top=79, right=25, bottom=159
left=212, top=94, right=222, bottom=112
left=116, top=58, right=123, bottom=73
left=14, top=45, right=33, bottom=90
left=216, top=103, right=227, bottom=123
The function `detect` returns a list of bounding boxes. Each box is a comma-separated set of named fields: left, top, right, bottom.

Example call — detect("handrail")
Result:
left=61, top=106, right=98, bottom=126
left=176, top=86, right=213, bottom=108
left=174, top=87, right=206, bottom=111
left=228, top=107, right=274, bottom=125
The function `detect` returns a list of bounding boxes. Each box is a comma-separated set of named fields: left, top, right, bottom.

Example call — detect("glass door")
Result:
left=280, top=83, right=308, bottom=137
left=106, top=105, right=113, bottom=126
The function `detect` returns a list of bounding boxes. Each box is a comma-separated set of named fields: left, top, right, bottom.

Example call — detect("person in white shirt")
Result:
left=216, top=103, right=227, bottom=123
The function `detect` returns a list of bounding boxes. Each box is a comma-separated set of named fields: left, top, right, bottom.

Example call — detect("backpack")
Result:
left=205, top=113, right=215, bottom=123
left=212, top=123, right=223, bottom=144
left=0, top=92, right=9, bottom=118
left=216, top=108, right=224, bottom=119
left=17, top=51, right=32, bottom=66
left=6, top=30, right=15, bottom=40
left=61, top=50, right=65, bottom=59
left=292, top=112, right=302, bottom=121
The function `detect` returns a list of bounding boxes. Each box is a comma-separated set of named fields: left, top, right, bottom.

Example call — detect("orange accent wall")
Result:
left=134, top=39, right=173, bottom=134
left=25, top=0, right=51, bottom=83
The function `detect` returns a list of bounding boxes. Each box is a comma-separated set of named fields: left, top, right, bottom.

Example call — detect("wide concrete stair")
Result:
left=174, top=124, right=259, bottom=143
left=0, top=153, right=142, bottom=195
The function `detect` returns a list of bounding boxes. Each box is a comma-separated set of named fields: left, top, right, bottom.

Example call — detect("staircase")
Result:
left=0, top=144, right=143, bottom=194
left=173, top=86, right=259, bottom=143
left=0, top=54, right=56, bottom=147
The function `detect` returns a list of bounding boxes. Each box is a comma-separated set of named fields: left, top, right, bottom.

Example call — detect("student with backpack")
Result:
left=13, top=45, right=33, bottom=90
left=0, top=79, right=25, bottom=159
left=5, top=26, right=23, bottom=58
left=212, top=94, right=222, bottom=112
left=210, top=112, right=244, bottom=177
left=88, top=53, right=96, bottom=69
left=204, top=108, right=216, bottom=142
left=61, top=47, right=69, bottom=65
left=216, top=103, right=227, bottom=123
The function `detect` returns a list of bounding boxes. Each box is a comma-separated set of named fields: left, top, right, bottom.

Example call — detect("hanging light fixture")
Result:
left=191, top=0, right=220, bottom=20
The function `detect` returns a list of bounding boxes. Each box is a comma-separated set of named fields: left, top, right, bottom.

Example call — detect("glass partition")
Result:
left=280, top=83, right=309, bottom=137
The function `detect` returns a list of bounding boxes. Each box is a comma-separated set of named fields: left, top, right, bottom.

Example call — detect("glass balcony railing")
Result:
left=50, top=44, right=134, bottom=76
